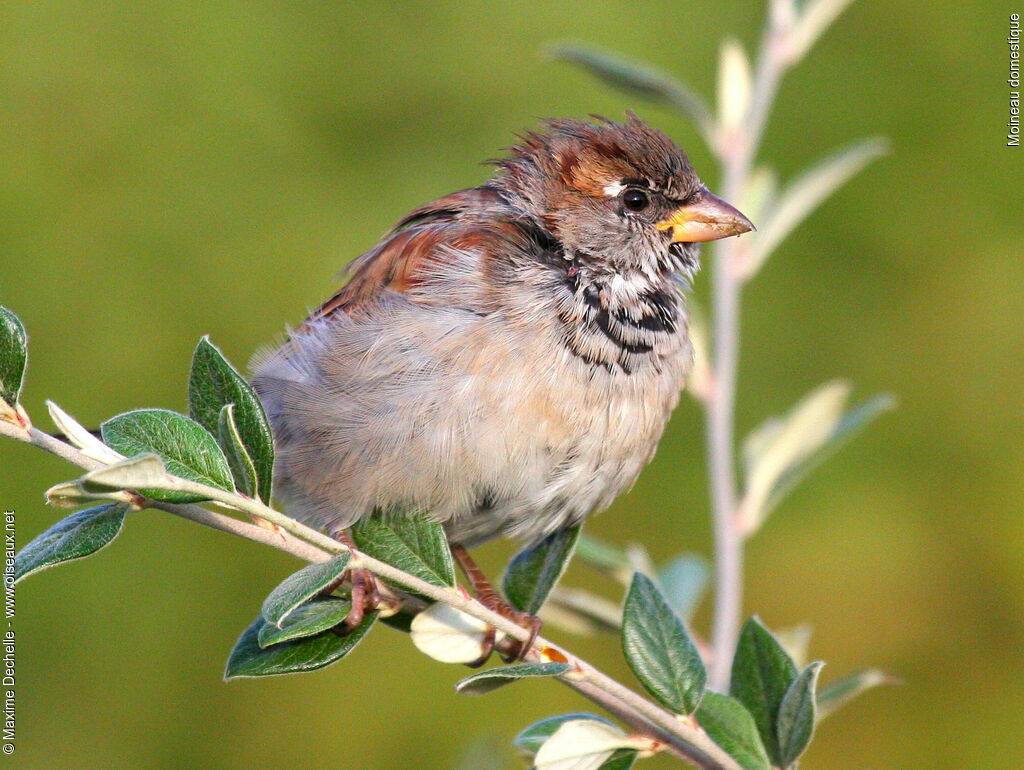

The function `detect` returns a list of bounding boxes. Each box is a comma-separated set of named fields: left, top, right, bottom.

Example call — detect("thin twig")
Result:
left=18, top=426, right=332, bottom=563
left=706, top=0, right=791, bottom=690
left=1, top=417, right=740, bottom=770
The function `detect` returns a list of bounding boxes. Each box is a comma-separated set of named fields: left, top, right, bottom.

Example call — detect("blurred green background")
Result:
left=1, top=0, right=1020, bottom=767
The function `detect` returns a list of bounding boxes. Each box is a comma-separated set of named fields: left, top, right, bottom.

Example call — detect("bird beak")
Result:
left=656, top=189, right=754, bottom=243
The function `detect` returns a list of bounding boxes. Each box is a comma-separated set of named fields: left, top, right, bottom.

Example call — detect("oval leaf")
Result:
left=544, top=586, right=623, bottom=634
left=514, top=713, right=616, bottom=755
left=550, top=44, right=714, bottom=142
left=534, top=718, right=640, bottom=770
left=730, top=617, right=799, bottom=767
left=696, top=691, right=771, bottom=770
left=82, top=453, right=170, bottom=492
left=14, top=504, right=128, bottom=583
left=574, top=533, right=633, bottom=583
left=189, top=337, right=275, bottom=504
left=45, top=481, right=135, bottom=509
left=740, top=383, right=894, bottom=535
left=46, top=401, right=124, bottom=464
left=717, top=39, right=751, bottom=134
left=788, top=0, right=858, bottom=64
left=218, top=404, right=259, bottom=499
left=410, top=602, right=492, bottom=664
left=740, top=139, right=888, bottom=278
left=100, top=409, right=234, bottom=503
left=816, top=667, right=899, bottom=722
left=224, top=613, right=374, bottom=679
left=504, top=525, right=581, bottom=614
left=657, top=553, right=709, bottom=622
left=455, top=662, right=570, bottom=696
left=0, top=306, right=27, bottom=407
left=777, top=661, right=824, bottom=767
left=621, top=572, right=706, bottom=714
left=351, top=511, right=455, bottom=589
left=261, top=552, right=351, bottom=627
left=257, top=598, right=351, bottom=647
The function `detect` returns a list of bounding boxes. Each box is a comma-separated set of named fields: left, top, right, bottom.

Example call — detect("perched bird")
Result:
left=251, top=115, right=751, bottom=655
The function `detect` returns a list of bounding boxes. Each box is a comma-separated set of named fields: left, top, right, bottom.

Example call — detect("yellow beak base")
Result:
left=656, top=189, right=754, bottom=243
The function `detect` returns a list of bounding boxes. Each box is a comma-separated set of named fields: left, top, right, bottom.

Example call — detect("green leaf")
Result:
left=224, top=613, right=375, bottom=679
left=503, top=525, right=580, bottom=614
left=81, top=453, right=169, bottom=492
left=46, top=400, right=125, bottom=464
left=514, top=712, right=640, bottom=768
left=514, top=713, right=615, bottom=755
left=730, top=617, right=799, bottom=766
left=455, top=662, right=570, bottom=696
left=100, top=409, right=234, bottom=503
left=544, top=586, right=623, bottom=634
left=14, top=504, right=128, bottom=583
left=188, top=337, right=275, bottom=504
left=0, top=307, right=27, bottom=407
left=621, top=572, right=706, bottom=714
left=410, top=601, right=492, bottom=664
left=658, top=553, right=709, bottom=622
left=740, top=381, right=894, bottom=535
left=45, top=480, right=134, bottom=508
left=257, top=598, right=351, bottom=647
left=717, top=38, right=752, bottom=133
left=218, top=404, right=258, bottom=499
left=774, top=623, right=814, bottom=669
left=777, top=661, right=824, bottom=767
left=351, top=511, right=455, bottom=589
left=261, top=552, right=351, bottom=627
left=532, top=719, right=640, bottom=768
left=740, top=139, right=888, bottom=278
left=696, top=692, right=771, bottom=770
left=550, top=44, right=714, bottom=141
left=575, top=532, right=633, bottom=581
left=758, top=390, right=895, bottom=518
left=817, top=668, right=899, bottom=721
left=788, top=0, right=859, bottom=64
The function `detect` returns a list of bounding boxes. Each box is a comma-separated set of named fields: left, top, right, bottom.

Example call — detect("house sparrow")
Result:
left=251, top=115, right=751, bottom=651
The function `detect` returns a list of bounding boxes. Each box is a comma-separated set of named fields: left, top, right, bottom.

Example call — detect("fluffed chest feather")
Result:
left=440, top=302, right=690, bottom=544
left=251, top=290, right=691, bottom=546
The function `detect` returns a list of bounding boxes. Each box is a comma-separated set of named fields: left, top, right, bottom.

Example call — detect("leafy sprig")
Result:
left=1, top=0, right=897, bottom=764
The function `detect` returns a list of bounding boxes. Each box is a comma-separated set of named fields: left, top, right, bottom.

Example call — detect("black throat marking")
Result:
left=560, top=268, right=682, bottom=374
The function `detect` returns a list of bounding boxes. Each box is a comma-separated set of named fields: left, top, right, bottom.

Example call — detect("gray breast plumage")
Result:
left=251, top=229, right=692, bottom=546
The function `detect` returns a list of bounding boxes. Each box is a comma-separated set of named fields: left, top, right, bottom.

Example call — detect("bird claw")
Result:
left=489, top=599, right=542, bottom=663
left=326, top=529, right=381, bottom=632
left=339, top=567, right=380, bottom=630
left=463, top=597, right=542, bottom=666
left=450, top=543, right=542, bottom=665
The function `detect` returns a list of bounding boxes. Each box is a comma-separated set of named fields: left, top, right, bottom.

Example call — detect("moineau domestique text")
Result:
left=1009, top=13, right=1020, bottom=146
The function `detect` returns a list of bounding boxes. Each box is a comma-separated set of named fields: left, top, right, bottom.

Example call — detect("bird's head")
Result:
left=494, top=115, right=753, bottom=276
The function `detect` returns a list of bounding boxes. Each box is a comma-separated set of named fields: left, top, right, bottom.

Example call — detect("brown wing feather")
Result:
left=305, top=186, right=508, bottom=323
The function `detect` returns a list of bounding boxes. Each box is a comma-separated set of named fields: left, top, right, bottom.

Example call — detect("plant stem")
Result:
left=706, top=0, right=788, bottom=691
left=1, top=417, right=740, bottom=770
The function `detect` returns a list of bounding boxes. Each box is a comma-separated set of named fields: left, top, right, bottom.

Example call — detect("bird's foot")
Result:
left=479, top=594, right=543, bottom=664
left=340, top=566, right=381, bottom=630
left=451, top=544, right=542, bottom=666
left=327, top=530, right=382, bottom=631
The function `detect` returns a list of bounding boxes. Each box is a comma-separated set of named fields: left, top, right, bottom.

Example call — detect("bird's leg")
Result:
left=450, top=544, right=542, bottom=664
left=326, top=529, right=381, bottom=631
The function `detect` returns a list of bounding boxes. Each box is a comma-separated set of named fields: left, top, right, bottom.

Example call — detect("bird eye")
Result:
left=622, top=188, right=649, bottom=212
